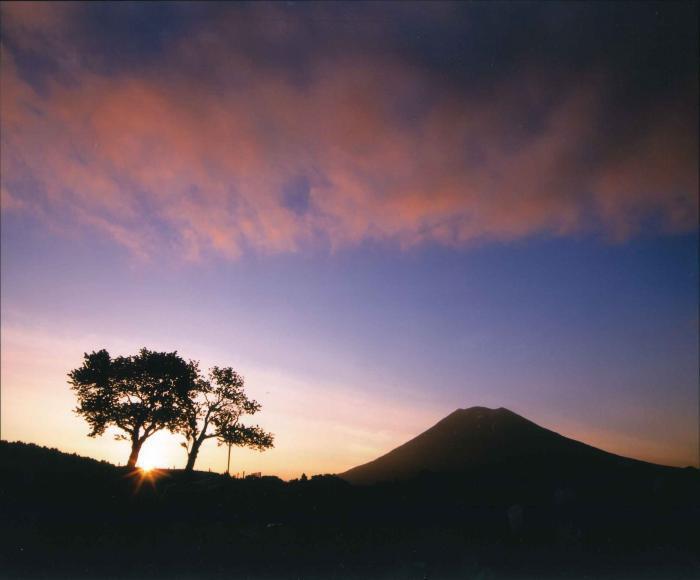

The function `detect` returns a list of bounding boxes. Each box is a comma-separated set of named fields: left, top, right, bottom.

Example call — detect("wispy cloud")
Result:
left=1, top=3, right=697, bottom=261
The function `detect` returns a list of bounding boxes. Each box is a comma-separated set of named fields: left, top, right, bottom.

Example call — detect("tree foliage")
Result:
left=68, top=348, right=197, bottom=468
left=69, top=348, right=273, bottom=472
left=217, top=421, right=275, bottom=451
left=179, top=366, right=274, bottom=471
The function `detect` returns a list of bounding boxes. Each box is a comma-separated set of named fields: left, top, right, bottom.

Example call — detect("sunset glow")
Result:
left=136, top=435, right=173, bottom=471
left=0, top=2, right=698, bottom=477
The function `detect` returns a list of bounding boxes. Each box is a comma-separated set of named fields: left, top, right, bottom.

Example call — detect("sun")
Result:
left=127, top=435, right=176, bottom=492
left=137, top=446, right=162, bottom=470
left=136, top=434, right=174, bottom=471
left=137, top=452, right=158, bottom=472
left=130, top=431, right=184, bottom=475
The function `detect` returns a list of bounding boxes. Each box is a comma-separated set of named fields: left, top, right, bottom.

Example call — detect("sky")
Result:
left=1, top=1, right=698, bottom=478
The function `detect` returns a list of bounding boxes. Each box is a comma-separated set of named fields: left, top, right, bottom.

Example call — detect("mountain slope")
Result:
left=338, top=406, right=683, bottom=485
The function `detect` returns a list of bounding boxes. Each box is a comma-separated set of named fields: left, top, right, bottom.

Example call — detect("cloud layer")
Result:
left=1, top=2, right=697, bottom=260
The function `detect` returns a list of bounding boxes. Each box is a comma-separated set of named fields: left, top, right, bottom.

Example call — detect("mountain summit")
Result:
left=339, top=406, right=676, bottom=485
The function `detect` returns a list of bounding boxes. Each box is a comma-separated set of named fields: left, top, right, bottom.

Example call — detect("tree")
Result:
left=178, top=366, right=273, bottom=472
left=218, top=418, right=274, bottom=477
left=69, top=348, right=197, bottom=468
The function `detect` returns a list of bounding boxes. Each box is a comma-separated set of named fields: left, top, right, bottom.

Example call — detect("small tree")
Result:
left=218, top=417, right=274, bottom=476
left=179, top=366, right=273, bottom=472
left=69, top=348, right=196, bottom=468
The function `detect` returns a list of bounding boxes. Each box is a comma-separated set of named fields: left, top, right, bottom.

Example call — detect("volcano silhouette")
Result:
left=339, top=406, right=682, bottom=485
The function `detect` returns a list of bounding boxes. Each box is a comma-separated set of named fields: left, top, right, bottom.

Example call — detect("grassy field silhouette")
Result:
left=2, top=412, right=698, bottom=579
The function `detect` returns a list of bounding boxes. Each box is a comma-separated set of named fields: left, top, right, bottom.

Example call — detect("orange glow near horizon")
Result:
left=1, top=323, right=697, bottom=477
left=0, top=324, right=452, bottom=478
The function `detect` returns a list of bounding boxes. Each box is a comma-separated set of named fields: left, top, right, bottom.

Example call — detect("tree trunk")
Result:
left=185, top=439, right=203, bottom=472
left=126, top=438, right=144, bottom=469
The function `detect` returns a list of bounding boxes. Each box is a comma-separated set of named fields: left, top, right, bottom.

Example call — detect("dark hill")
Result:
left=339, top=406, right=687, bottom=485
left=0, top=440, right=119, bottom=476
left=0, top=439, right=238, bottom=490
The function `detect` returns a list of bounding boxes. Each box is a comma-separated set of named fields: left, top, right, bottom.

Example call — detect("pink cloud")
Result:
left=1, top=15, right=697, bottom=262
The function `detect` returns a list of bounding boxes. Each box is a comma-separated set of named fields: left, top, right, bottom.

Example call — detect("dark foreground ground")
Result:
left=1, top=441, right=698, bottom=579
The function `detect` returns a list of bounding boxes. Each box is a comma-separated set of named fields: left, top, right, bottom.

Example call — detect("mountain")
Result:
left=339, top=406, right=687, bottom=485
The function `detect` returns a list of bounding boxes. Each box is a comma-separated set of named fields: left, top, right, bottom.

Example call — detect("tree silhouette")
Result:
left=178, top=366, right=274, bottom=472
left=218, top=418, right=274, bottom=476
left=68, top=348, right=196, bottom=468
